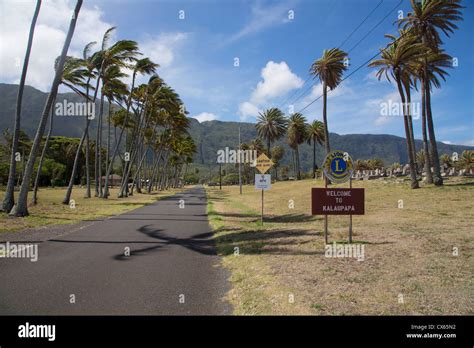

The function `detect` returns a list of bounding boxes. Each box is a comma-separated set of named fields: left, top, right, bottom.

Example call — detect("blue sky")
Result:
left=1, top=0, right=473, bottom=145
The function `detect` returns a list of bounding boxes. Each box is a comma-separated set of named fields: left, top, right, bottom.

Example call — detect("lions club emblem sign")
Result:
left=322, top=150, right=354, bottom=184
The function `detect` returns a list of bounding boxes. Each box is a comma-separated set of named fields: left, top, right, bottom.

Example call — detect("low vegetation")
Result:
left=207, top=177, right=473, bottom=315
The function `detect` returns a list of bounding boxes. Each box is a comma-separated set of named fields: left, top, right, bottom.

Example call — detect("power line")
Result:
left=292, top=0, right=404, bottom=113
left=297, top=11, right=411, bottom=114
left=275, top=0, right=385, bottom=111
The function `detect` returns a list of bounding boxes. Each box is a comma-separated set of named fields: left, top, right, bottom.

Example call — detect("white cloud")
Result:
left=238, top=101, right=261, bottom=120
left=225, top=1, right=294, bottom=44
left=0, top=0, right=114, bottom=91
left=194, top=112, right=218, bottom=123
left=250, top=61, right=303, bottom=105
left=139, top=32, right=189, bottom=69
left=441, top=140, right=452, bottom=144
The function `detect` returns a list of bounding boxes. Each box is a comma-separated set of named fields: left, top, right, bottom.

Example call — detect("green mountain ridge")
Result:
left=1, top=83, right=472, bottom=170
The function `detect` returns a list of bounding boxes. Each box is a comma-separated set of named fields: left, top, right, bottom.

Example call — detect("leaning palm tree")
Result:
left=91, top=28, right=141, bottom=197
left=310, top=48, right=348, bottom=155
left=2, top=0, right=42, bottom=213
left=307, top=120, right=325, bottom=179
left=10, top=0, right=83, bottom=217
left=32, top=100, right=54, bottom=205
left=82, top=41, right=98, bottom=198
left=369, top=33, right=426, bottom=189
left=398, top=0, right=464, bottom=186
left=287, top=113, right=308, bottom=180
left=255, top=107, right=287, bottom=157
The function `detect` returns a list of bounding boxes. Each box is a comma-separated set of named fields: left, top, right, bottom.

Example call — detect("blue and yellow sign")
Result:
left=322, top=150, right=354, bottom=184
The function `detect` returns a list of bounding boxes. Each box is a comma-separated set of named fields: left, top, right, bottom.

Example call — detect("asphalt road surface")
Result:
left=0, top=186, right=231, bottom=315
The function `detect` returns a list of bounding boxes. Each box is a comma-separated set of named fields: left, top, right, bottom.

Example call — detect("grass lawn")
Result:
left=0, top=186, right=181, bottom=234
left=206, top=176, right=474, bottom=315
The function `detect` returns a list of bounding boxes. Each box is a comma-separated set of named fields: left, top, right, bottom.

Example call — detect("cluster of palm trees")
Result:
left=2, top=0, right=195, bottom=217
left=369, top=0, right=464, bottom=189
left=255, top=108, right=325, bottom=180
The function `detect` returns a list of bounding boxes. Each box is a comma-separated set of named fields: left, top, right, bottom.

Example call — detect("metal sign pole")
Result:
left=324, top=175, right=328, bottom=244
left=349, top=177, right=353, bottom=244
left=261, top=189, right=264, bottom=224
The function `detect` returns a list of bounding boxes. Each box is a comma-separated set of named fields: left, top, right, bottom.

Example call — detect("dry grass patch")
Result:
left=206, top=177, right=474, bottom=315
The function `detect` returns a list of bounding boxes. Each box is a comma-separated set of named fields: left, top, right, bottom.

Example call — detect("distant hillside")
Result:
left=1, top=83, right=472, bottom=170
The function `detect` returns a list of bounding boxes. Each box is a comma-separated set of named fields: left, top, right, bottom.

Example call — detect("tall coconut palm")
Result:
left=112, top=58, right=159, bottom=197
left=369, top=33, right=426, bottom=189
left=307, top=119, right=325, bottom=178
left=399, top=0, right=464, bottom=185
left=102, top=57, right=157, bottom=198
left=255, top=107, right=287, bottom=157
left=10, top=0, right=83, bottom=217
left=413, top=48, right=452, bottom=183
left=310, top=48, right=348, bottom=155
left=2, top=0, right=42, bottom=213
left=92, top=28, right=140, bottom=197
left=59, top=56, right=93, bottom=205
left=82, top=41, right=98, bottom=198
left=287, top=113, right=308, bottom=180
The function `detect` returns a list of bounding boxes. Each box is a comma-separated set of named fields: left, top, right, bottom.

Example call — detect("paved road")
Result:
left=0, top=187, right=231, bottom=315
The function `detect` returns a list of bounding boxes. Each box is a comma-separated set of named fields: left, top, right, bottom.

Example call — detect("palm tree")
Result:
left=287, top=113, right=308, bottom=180
left=102, top=57, right=157, bottom=198
left=10, top=0, right=83, bottom=217
left=255, top=107, right=287, bottom=157
left=60, top=56, right=97, bottom=205
left=113, top=59, right=159, bottom=197
left=307, top=120, right=325, bottom=178
left=82, top=41, right=98, bottom=198
left=398, top=0, right=464, bottom=185
left=369, top=33, right=426, bottom=189
left=310, top=48, right=348, bottom=155
left=91, top=27, right=140, bottom=197
left=2, top=0, right=42, bottom=213
left=413, top=48, right=452, bottom=183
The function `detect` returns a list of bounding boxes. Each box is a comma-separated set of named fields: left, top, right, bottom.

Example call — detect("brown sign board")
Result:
left=311, top=188, right=365, bottom=215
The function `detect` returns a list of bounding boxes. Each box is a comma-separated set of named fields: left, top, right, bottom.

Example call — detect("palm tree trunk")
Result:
left=312, top=139, right=316, bottom=179
left=2, top=0, right=41, bottom=213
left=425, top=77, right=443, bottom=186
left=84, top=78, right=94, bottom=198
left=62, top=117, right=90, bottom=204
left=421, top=81, right=433, bottom=184
left=103, top=97, right=112, bottom=198
left=404, top=81, right=418, bottom=176
left=296, top=145, right=301, bottom=180
left=10, top=0, right=83, bottom=216
left=32, top=97, right=54, bottom=205
left=97, top=93, right=105, bottom=197
left=396, top=75, right=419, bottom=189
left=322, top=81, right=330, bottom=155
left=103, top=72, right=137, bottom=198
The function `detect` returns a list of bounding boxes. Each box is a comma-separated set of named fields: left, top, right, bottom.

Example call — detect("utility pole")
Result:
left=238, top=125, right=242, bottom=194
left=219, top=163, right=222, bottom=190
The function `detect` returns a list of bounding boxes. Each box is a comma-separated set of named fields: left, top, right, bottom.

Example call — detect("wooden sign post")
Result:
left=312, top=151, right=364, bottom=244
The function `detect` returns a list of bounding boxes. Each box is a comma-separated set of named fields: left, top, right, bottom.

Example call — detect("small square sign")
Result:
left=255, top=174, right=271, bottom=190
